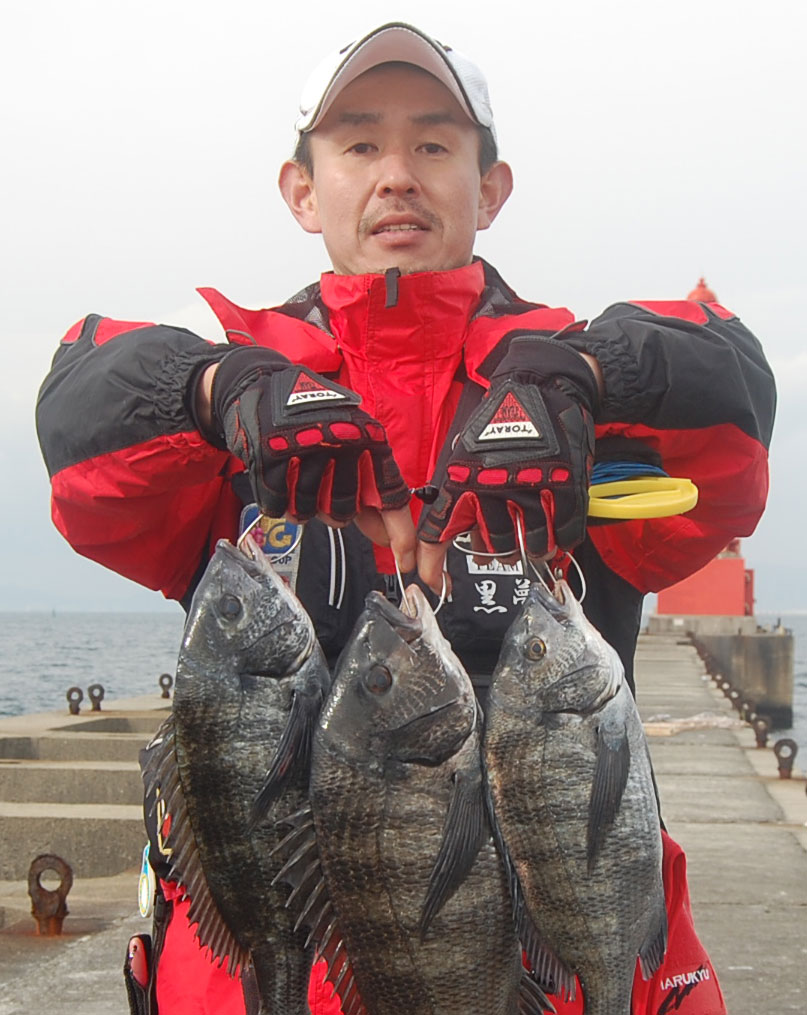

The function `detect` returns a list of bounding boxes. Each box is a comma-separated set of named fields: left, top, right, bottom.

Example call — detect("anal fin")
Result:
left=638, top=903, right=668, bottom=979
left=519, top=969, right=557, bottom=1015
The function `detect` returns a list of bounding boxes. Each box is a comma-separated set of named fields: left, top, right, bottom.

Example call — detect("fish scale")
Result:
left=141, top=538, right=331, bottom=1014
left=274, top=588, right=548, bottom=1015
left=484, top=580, right=667, bottom=1015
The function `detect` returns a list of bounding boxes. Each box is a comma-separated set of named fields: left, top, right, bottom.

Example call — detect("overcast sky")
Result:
left=2, top=0, right=805, bottom=612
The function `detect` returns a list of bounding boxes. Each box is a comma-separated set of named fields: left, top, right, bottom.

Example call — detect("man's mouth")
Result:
left=372, top=221, right=429, bottom=235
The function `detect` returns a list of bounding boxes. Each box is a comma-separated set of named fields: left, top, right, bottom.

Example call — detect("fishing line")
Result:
left=394, top=555, right=447, bottom=616
left=394, top=555, right=416, bottom=617
left=236, top=513, right=263, bottom=551
left=450, top=535, right=520, bottom=561
left=433, top=569, right=448, bottom=616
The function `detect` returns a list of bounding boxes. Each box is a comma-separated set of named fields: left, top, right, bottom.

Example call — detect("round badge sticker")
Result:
left=138, top=843, right=156, bottom=918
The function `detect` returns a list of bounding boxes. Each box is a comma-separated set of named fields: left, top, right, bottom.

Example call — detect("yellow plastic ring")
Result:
left=588, top=476, right=699, bottom=519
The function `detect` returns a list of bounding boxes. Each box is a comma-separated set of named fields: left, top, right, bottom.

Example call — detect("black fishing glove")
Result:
left=206, top=346, right=410, bottom=521
left=419, top=334, right=598, bottom=557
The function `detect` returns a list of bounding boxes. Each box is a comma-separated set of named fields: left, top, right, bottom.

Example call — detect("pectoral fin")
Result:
left=250, top=687, right=322, bottom=830
left=587, top=710, right=631, bottom=872
left=419, top=766, right=488, bottom=938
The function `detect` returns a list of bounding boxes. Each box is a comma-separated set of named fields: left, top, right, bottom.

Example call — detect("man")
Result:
left=37, top=22, right=774, bottom=1015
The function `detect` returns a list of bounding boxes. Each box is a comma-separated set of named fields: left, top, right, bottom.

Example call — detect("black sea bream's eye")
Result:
left=525, top=637, right=547, bottom=661
left=365, top=666, right=393, bottom=694
left=219, top=594, right=243, bottom=619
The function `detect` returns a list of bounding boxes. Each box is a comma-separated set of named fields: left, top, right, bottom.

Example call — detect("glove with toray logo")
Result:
left=419, top=334, right=599, bottom=558
left=208, top=346, right=410, bottom=521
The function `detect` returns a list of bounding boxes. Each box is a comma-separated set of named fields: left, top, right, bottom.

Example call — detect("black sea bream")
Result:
left=142, top=538, right=330, bottom=1014
left=483, top=580, right=667, bottom=1015
left=273, top=587, right=552, bottom=1015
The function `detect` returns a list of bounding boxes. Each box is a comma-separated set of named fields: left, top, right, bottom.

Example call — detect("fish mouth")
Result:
left=364, top=591, right=423, bottom=643
left=527, top=578, right=578, bottom=621
left=217, top=536, right=269, bottom=575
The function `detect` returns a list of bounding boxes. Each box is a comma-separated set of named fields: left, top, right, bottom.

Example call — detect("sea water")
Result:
left=0, top=610, right=805, bottom=757
left=0, top=611, right=185, bottom=718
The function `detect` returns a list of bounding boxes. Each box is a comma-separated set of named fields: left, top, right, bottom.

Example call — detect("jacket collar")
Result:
left=319, top=260, right=486, bottom=366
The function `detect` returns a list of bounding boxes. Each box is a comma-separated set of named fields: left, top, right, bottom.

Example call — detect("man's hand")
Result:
left=199, top=347, right=411, bottom=551
left=418, top=335, right=600, bottom=591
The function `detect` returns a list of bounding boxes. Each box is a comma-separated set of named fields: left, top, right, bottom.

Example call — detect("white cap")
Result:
left=295, top=22, right=496, bottom=143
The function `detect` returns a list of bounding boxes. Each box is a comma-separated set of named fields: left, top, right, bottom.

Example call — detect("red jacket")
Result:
left=41, top=259, right=767, bottom=1015
left=37, top=258, right=774, bottom=680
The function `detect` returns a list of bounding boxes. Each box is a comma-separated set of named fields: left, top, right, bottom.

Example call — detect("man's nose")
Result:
left=375, top=151, right=419, bottom=197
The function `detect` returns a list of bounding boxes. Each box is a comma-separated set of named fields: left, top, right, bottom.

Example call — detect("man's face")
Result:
left=281, top=64, right=511, bottom=276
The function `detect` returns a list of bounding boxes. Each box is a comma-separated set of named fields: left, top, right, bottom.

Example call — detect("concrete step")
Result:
left=0, top=760, right=142, bottom=805
left=0, top=731, right=153, bottom=763
left=0, top=802, right=145, bottom=879
left=0, top=700, right=168, bottom=881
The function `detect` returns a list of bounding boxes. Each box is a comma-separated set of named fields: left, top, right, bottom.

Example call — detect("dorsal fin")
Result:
left=484, top=777, right=576, bottom=1003
left=140, top=718, right=250, bottom=975
left=273, top=806, right=367, bottom=1015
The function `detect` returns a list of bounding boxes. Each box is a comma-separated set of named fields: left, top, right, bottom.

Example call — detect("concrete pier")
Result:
left=0, top=636, right=805, bottom=1014
left=647, top=613, right=795, bottom=728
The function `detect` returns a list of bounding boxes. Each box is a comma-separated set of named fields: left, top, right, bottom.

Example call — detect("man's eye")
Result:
left=420, top=143, right=447, bottom=155
left=348, top=142, right=376, bottom=155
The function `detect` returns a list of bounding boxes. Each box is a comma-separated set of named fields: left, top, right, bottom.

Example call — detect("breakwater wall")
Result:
left=647, top=615, right=794, bottom=728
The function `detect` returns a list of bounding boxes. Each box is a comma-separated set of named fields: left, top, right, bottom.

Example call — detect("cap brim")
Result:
left=296, top=23, right=481, bottom=133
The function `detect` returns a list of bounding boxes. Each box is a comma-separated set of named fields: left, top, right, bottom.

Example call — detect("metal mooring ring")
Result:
left=158, top=673, right=173, bottom=699
left=87, top=683, right=105, bottom=711
left=28, top=854, right=73, bottom=936
left=773, top=738, right=798, bottom=779
left=66, top=686, right=83, bottom=715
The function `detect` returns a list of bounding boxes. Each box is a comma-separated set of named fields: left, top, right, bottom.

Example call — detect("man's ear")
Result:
left=477, top=160, right=514, bottom=231
left=278, top=160, right=322, bottom=234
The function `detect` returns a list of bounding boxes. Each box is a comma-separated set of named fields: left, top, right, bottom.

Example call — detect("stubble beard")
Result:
left=357, top=201, right=462, bottom=276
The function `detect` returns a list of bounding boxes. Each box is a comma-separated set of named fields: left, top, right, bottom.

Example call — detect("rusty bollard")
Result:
left=159, top=673, right=173, bottom=699
left=28, top=854, right=73, bottom=935
left=753, top=716, right=771, bottom=749
left=87, top=683, right=105, bottom=711
left=66, top=687, right=83, bottom=715
left=773, top=738, right=798, bottom=779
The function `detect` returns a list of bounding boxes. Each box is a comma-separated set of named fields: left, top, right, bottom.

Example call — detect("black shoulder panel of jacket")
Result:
left=36, top=315, right=232, bottom=477
left=473, top=259, right=543, bottom=321
left=273, top=281, right=333, bottom=337
left=567, top=301, right=776, bottom=446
